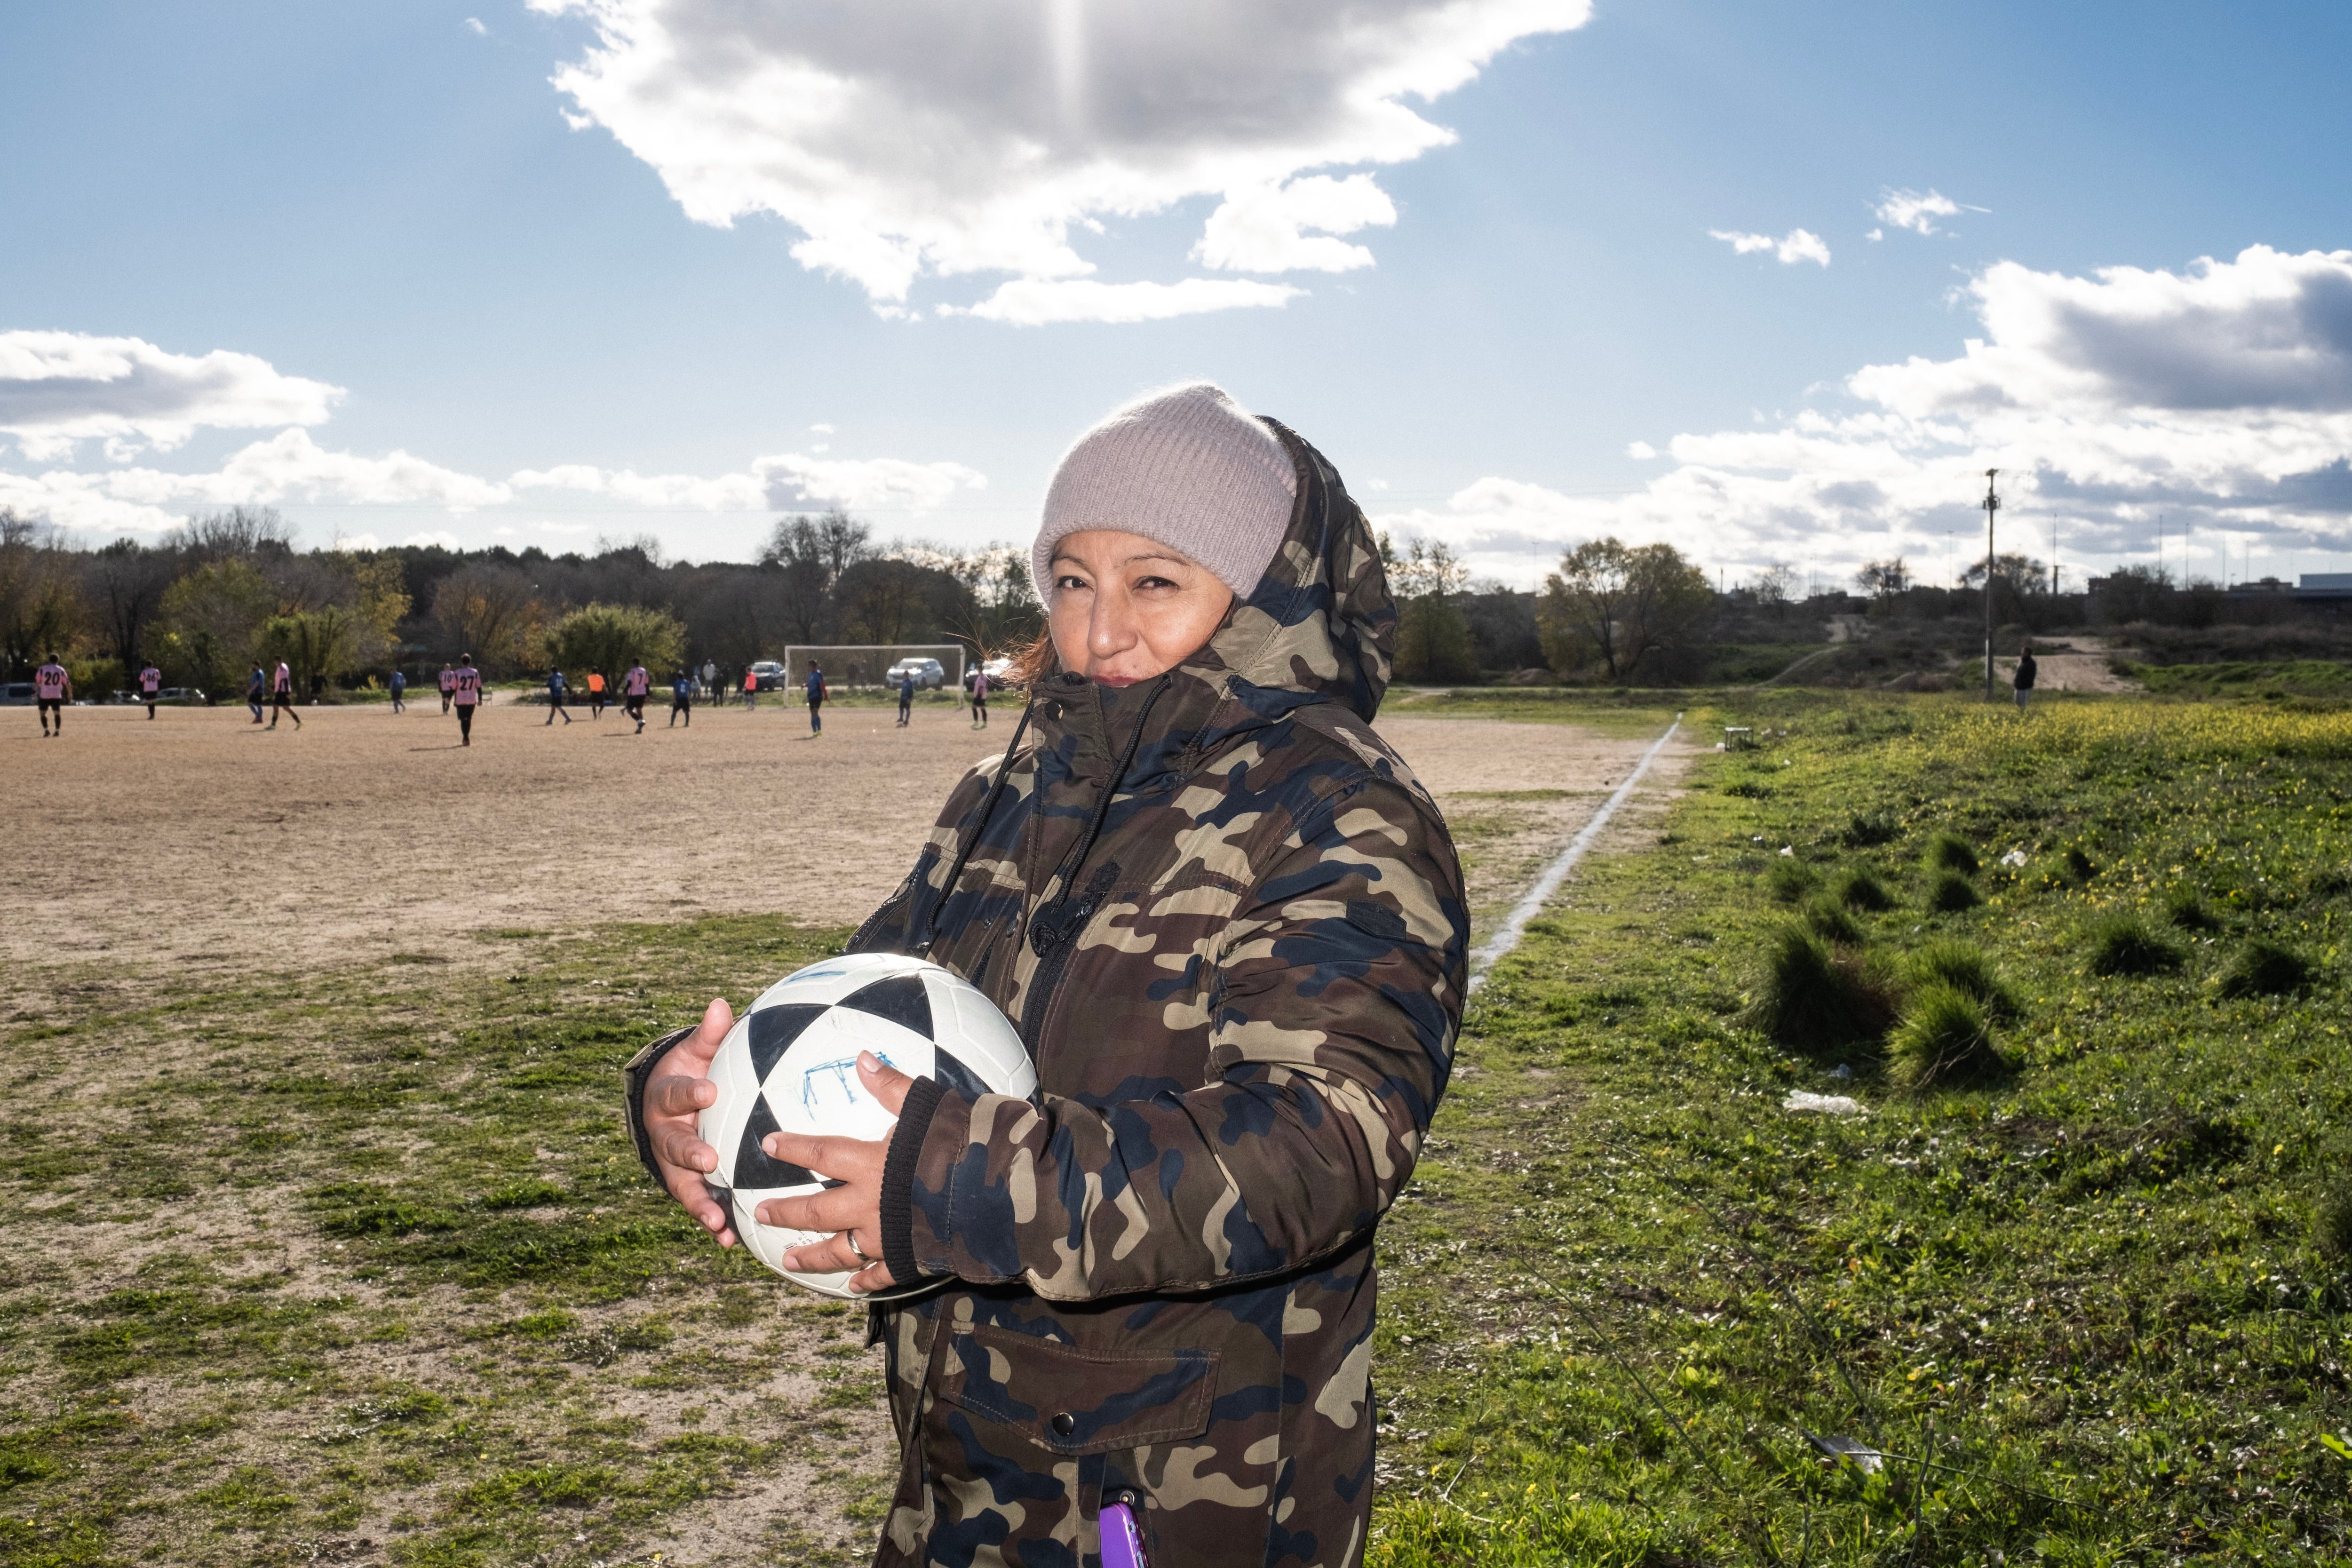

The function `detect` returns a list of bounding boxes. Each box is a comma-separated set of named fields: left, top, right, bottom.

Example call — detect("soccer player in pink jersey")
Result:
left=622, top=662, right=650, bottom=734
left=137, top=660, right=162, bottom=718
left=437, top=662, right=456, bottom=714
left=450, top=654, right=483, bottom=746
left=268, top=660, right=302, bottom=730
left=33, top=654, right=70, bottom=738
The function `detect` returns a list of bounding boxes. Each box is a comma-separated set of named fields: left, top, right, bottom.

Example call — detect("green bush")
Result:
left=2216, top=937, right=2312, bottom=998
left=2065, top=845, right=2099, bottom=882
left=2164, top=886, right=2222, bottom=932
left=1749, top=927, right=1894, bottom=1049
left=1927, top=870, right=1981, bottom=913
left=1837, top=811, right=1899, bottom=847
left=1803, top=897, right=1863, bottom=946
left=2086, top=914, right=2184, bottom=977
left=1835, top=867, right=1895, bottom=912
left=1765, top=860, right=1817, bottom=903
left=1899, top=939, right=2022, bottom=1021
left=1886, top=982, right=2007, bottom=1091
left=1924, top=831, right=1979, bottom=874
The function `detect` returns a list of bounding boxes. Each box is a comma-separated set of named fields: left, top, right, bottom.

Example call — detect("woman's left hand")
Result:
left=757, top=1051, right=916, bottom=1294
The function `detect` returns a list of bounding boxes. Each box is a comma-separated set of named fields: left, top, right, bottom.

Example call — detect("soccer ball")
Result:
left=699, top=952, right=1035, bottom=1299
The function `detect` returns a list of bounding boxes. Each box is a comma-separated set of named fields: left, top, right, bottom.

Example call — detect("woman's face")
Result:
left=1047, top=529, right=1237, bottom=687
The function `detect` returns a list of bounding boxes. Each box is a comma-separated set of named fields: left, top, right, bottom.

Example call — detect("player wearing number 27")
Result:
left=630, top=383, right=1466, bottom=1568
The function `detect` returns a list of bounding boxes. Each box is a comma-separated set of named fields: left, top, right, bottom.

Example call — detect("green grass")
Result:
left=2124, top=660, right=2352, bottom=700
left=9, top=690, right=2351, bottom=1566
left=0, top=915, right=893, bottom=1567
left=1366, top=693, right=2351, bottom=1565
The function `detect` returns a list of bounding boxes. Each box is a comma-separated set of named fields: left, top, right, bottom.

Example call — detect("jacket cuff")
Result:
left=880, top=1075, right=951, bottom=1285
left=621, top=1024, right=699, bottom=1186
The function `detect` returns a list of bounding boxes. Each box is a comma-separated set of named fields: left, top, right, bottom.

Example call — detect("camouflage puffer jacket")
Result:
left=849, top=420, right=1469, bottom=1568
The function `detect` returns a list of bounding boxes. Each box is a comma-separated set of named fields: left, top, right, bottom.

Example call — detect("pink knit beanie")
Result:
left=1031, top=382, right=1298, bottom=604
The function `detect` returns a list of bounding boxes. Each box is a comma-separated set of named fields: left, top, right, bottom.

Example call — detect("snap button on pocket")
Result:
left=1051, top=1412, right=1076, bottom=1436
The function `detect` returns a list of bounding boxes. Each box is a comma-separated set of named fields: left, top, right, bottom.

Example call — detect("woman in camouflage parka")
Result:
left=631, top=398, right=1467, bottom=1567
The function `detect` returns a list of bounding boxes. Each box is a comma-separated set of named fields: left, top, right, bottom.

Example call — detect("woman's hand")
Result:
left=643, top=997, right=739, bottom=1247
left=760, top=1051, right=916, bottom=1295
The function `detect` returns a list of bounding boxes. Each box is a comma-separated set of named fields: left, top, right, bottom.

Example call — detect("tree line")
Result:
left=0, top=507, right=1042, bottom=700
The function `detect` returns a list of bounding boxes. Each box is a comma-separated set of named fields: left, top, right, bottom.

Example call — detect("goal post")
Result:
left=782, top=644, right=968, bottom=693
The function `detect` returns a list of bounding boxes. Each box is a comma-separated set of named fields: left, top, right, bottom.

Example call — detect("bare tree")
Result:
left=431, top=564, right=544, bottom=675
left=1855, top=557, right=1913, bottom=597
left=82, top=539, right=178, bottom=669
left=1753, top=563, right=1799, bottom=612
left=166, top=506, right=295, bottom=564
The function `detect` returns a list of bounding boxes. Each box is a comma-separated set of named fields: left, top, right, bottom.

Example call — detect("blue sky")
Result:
left=5, top=0, right=2350, bottom=588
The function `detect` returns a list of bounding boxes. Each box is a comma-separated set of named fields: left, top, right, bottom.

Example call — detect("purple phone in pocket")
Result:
left=1100, top=1500, right=1148, bottom=1568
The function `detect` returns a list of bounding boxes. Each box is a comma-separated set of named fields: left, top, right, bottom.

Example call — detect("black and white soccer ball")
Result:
left=699, top=952, right=1035, bottom=1298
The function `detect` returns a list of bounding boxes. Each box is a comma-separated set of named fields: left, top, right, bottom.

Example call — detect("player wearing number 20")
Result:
left=628, top=383, right=1467, bottom=1568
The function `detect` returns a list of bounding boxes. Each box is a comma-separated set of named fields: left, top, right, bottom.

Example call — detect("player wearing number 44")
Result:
left=627, top=383, right=1467, bottom=1568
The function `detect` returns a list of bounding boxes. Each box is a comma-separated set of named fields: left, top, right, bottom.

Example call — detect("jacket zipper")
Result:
left=1018, top=861, right=1119, bottom=1051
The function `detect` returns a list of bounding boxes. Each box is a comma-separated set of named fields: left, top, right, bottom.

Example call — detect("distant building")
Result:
left=2226, top=576, right=2295, bottom=595
left=2296, top=573, right=2352, bottom=612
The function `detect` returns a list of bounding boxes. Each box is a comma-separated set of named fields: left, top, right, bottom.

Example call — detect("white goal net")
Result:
left=782, top=645, right=969, bottom=692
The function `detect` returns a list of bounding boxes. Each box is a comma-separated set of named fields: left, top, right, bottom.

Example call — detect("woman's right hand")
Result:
left=644, top=996, right=739, bottom=1248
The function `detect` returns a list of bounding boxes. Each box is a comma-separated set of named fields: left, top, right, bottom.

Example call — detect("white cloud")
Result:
left=464, top=16, right=488, bottom=34
left=1709, top=228, right=1831, bottom=267
left=1193, top=175, right=1397, bottom=273
left=405, top=530, right=465, bottom=549
left=0, top=330, right=342, bottom=461
left=333, top=533, right=383, bottom=551
left=1872, top=187, right=1970, bottom=237
left=508, top=451, right=985, bottom=511
left=1376, top=246, right=2352, bottom=585
left=526, top=0, right=1589, bottom=315
left=947, top=276, right=1303, bottom=326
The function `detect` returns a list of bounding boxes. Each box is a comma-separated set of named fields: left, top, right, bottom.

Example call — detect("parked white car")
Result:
left=885, top=657, right=947, bottom=690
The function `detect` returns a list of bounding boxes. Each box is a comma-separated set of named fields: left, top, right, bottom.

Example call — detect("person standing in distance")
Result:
left=246, top=664, right=266, bottom=724
left=968, top=664, right=990, bottom=729
left=33, top=653, right=69, bottom=738
left=741, top=666, right=758, bottom=711
left=137, top=659, right=162, bottom=719
left=2013, top=644, right=2038, bottom=712
left=803, top=661, right=826, bottom=735
left=390, top=668, right=407, bottom=714
left=668, top=668, right=693, bottom=727
left=626, top=382, right=1467, bottom=1568
left=268, top=660, right=302, bottom=730
left=587, top=668, right=607, bottom=719
left=544, top=667, right=572, bottom=725
left=622, top=661, right=650, bottom=733
left=438, top=662, right=456, bottom=714
left=450, top=654, right=483, bottom=745
left=700, top=658, right=717, bottom=702
left=896, top=667, right=914, bottom=727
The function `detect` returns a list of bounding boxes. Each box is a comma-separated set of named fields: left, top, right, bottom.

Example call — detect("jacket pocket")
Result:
left=942, top=1325, right=1217, bottom=1457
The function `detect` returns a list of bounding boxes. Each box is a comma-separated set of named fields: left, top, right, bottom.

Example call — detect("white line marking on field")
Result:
left=1466, top=712, right=1683, bottom=993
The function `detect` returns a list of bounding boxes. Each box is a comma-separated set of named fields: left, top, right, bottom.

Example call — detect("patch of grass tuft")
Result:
left=2217, top=936, right=2313, bottom=998
left=1926, top=869, right=1982, bottom=913
left=1837, top=810, right=1899, bottom=847
left=1749, top=926, right=1894, bottom=1049
left=1886, top=982, right=2008, bottom=1090
left=1801, top=897, right=1862, bottom=946
left=1764, top=859, right=1816, bottom=903
left=1924, top=831, right=1979, bottom=874
left=1833, top=867, right=1894, bottom=912
left=2316, top=1181, right=2352, bottom=1261
left=2085, top=913, right=2184, bottom=977
left=1899, top=938, right=2022, bottom=1021
left=2065, top=844, right=2098, bottom=882
left=2164, top=885, right=2222, bottom=931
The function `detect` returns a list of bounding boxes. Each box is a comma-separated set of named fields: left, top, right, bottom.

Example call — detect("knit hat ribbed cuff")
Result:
left=1032, top=382, right=1297, bottom=604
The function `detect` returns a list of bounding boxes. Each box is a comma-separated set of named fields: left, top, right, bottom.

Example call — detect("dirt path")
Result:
left=4, top=702, right=1682, bottom=973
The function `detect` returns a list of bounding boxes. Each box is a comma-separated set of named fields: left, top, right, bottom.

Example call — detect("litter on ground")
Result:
left=1784, top=1090, right=1866, bottom=1116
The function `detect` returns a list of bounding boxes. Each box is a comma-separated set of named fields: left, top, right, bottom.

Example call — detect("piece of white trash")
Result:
left=1799, top=1429, right=1885, bottom=1472
left=2000, top=849, right=2029, bottom=867
left=1784, top=1091, right=1866, bottom=1116
left=1779, top=845, right=1796, bottom=856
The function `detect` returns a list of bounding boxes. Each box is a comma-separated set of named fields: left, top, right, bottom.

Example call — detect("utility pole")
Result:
left=1982, top=469, right=2000, bottom=702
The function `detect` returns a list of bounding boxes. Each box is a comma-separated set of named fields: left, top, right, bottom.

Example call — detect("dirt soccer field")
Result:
left=3, top=695, right=1690, bottom=973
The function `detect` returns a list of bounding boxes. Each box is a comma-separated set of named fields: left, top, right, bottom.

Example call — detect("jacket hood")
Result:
left=1178, top=419, right=1395, bottom=726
